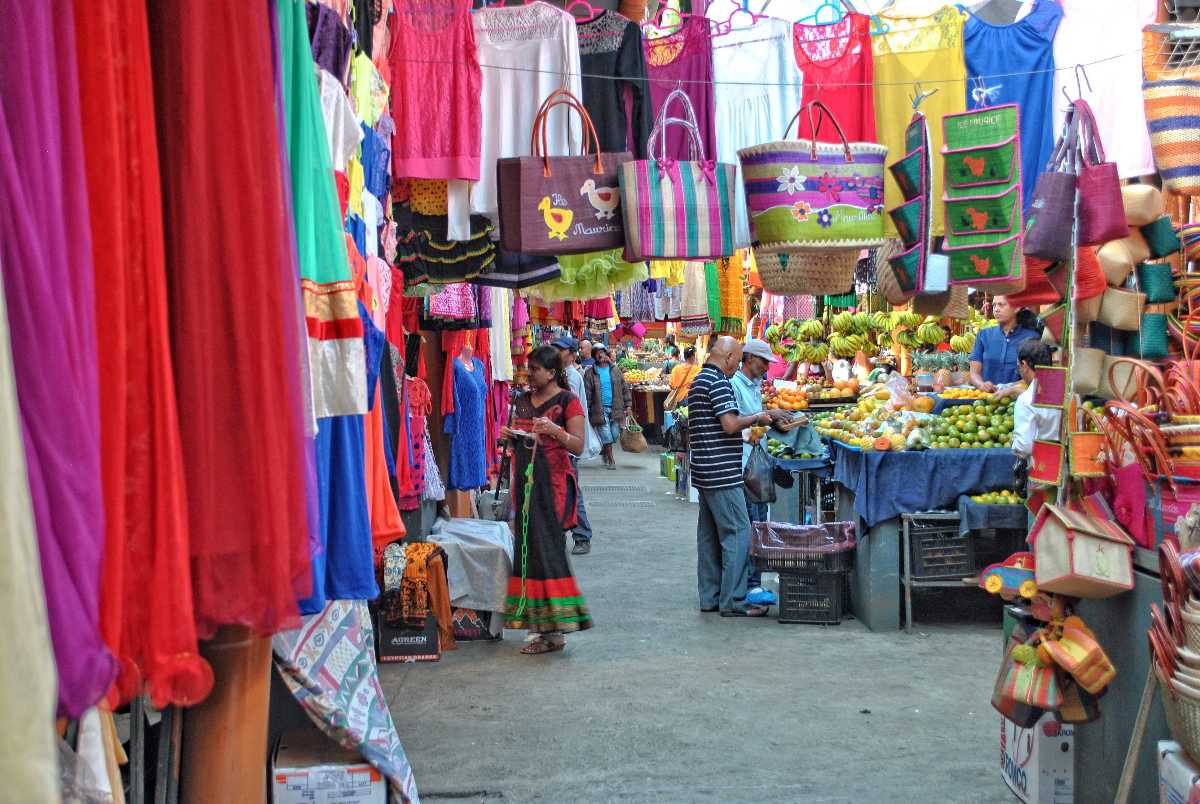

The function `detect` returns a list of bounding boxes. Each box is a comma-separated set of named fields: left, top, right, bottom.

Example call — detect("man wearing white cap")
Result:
left=731, top=338, right=788, bottom=607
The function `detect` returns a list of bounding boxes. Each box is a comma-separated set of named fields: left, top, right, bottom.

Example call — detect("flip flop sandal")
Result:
left=520, top=637, right=565, bottom=655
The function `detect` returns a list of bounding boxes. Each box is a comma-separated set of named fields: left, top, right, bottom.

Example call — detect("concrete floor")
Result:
left=384, top=449, right=1015, bottom=804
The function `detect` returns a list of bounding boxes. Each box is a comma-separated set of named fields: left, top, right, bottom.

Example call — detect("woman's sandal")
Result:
left=520, top=636, right=565, bottom=655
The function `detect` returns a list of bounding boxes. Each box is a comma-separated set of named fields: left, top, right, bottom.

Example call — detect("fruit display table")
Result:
left=954, top=494, right=1028, bottom=536
left=829, top=443, right=1017, bottom=631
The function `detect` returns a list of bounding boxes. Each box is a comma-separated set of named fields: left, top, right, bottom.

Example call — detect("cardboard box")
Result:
left=376, top=613, right=441, bottom=663
left=272, top=727, right=385, bottom=804
left=1159, top=740, right=1200, bottom=804
left=1000, top=713, right=1074, bottom=804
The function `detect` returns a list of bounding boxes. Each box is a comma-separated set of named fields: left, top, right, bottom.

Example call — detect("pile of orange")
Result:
left=774, top=388, right=809, bottom=411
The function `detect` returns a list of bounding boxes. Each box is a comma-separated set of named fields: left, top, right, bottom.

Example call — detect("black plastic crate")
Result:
left=761, top=550, right=853, bottom=573
left=906, top=514, right=973, bottom=580
left=778, top=570, right=846, bottom=625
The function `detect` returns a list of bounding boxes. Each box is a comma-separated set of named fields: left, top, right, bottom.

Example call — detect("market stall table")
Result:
left=631, top=385, right=669, bottom=444
left=828, top=443, right=1018, bottom=631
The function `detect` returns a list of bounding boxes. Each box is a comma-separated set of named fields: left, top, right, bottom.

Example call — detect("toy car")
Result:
left=980, top=552, right=1037, bottom=600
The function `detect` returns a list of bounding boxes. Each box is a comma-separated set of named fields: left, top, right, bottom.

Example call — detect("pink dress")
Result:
left=388, top=0, right=481, bottom=180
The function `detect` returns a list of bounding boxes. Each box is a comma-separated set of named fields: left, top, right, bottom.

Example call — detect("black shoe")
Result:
left=571, top=539, right=591, bottom=555
left=720, top=606, right=769, bottom=618
left=700, top=606, right=719, bottom=613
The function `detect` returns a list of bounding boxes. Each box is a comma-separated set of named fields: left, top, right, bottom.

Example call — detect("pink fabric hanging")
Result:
left=0, top=0, right=116, bottom=716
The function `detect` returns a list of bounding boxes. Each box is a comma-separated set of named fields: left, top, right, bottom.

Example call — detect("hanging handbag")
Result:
left=497, top=89, right=632, bottom=256
left=1074, top=99, right=1131, bottom=245
left=1143, top=215, right=1184, bottom=258
left=1128, top=311, right=1170, bottom=360
left=737, top=100, right=887, bottom=252
left=1138, top=261, right=1177, bottom=303
left=1097, top=286, right=1146, bottom=331
left=992, top=639, right=1062, bottom=725
left=1143, top=29, right=1200, bottom=196
left=1073, top=347, right=1106, bottom=396
left=1024, top=107, right=1079, bottom=262
left=619, top=89, right=739, bottom=261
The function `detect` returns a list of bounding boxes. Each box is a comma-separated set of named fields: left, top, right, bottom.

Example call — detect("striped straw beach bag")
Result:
left=618, top=88, right=739, bottom=261
left=1143, top=28, right=1200, bottom=195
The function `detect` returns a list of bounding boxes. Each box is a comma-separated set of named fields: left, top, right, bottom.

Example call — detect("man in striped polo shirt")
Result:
left=687, top=336, right=776, bottom=617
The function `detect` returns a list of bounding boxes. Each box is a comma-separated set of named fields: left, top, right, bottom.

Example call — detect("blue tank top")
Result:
left=962, top=0, right=1063, bottom=212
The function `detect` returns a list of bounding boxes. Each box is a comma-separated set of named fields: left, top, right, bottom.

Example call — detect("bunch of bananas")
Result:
left=916, top=319, right=947, bottom=347
left=792, top=342, right=830, bottom=363
left=891, top=310, right=922, bottom=330
left=798, top=319, right=825, bottom=340
left=948, top=332, right=976, bottom=354
left=893, top=329, right=923, bottom=350
left=829, top=332, right=870, bottom=358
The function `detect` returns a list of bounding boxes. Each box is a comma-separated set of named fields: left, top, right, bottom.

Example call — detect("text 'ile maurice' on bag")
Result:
left=497, top=88, right=632, bottom=257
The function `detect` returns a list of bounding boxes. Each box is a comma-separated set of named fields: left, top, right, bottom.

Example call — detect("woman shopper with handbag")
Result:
left=499, top=346, right=593, bottom=655
left=665, top=346, right=700, bottom=411
left=583, top=343, right=633, bottom=469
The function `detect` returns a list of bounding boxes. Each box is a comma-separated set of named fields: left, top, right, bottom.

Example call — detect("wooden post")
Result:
left=181, top=628, right=272, bottom=804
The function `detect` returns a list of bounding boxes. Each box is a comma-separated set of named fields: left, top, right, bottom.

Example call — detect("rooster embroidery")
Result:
left=964, top=207, right=990, bottom=232
left=970, top=254, right=991, bottom=276
left=962, top=155, right=986, bottom=178
left=580, top=179, right=620, bottom=219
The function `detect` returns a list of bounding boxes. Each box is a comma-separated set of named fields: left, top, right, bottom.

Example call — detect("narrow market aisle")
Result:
left=384, top=450, right=1013, bottom=804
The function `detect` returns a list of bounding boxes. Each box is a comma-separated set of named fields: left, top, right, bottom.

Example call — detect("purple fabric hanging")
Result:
left=644, top=17, right=717, bottom=161
left=0, top=0, right=116, bottom=716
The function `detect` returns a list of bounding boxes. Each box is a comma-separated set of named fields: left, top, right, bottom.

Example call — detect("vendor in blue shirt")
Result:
left=969, top=295, right=1040, bottom=392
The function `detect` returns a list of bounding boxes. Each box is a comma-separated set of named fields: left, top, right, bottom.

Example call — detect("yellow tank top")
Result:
left=872, top=6, right=967, bottom=238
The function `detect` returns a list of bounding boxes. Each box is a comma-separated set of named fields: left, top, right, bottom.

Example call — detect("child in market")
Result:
left=1008, top=340, right=1062, bottom=460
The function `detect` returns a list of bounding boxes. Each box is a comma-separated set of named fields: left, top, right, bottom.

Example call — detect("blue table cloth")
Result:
left=772, top=457, right=833, bottom=478
left=955, top=495, right=1028, bottom=536
left=929, top=395, right=979, bottom=415
left=832, top=444, right=1017, bottom=527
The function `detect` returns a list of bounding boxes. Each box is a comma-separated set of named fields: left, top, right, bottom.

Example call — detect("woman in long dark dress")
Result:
left=501, top=346, right=593, bottom=654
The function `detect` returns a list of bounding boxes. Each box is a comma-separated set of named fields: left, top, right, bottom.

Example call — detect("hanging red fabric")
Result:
left=147, top=0, right=314, bottom=638
left=72, top=0, right=212, bottom=708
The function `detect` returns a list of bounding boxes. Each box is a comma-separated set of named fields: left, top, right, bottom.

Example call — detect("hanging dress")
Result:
left=0, top=0, right=116, bottom=717
left=0, top=261, right=58, bottom=801
left=792, top=12, right=876, bottom=142
left=504, top=390, right=593, bottom=635
left=872, top=5, right=967, bottom=238
left=644, top=16, right=717, bottom=161
left=469, top=2, right=583, bottom=226
left=1053, top=0, right=1157, bottom=179
left=963, top=0, right=1063, bottom=210
left=711, top=17, right=804, bottom=248
left=148, top=0, right=314, bottom=637
left=577, top=10, right=653, bottom=156
left=72, top=0, right=211, bottom=709
left=389, top=0, right=481, bottom=180
left=444, top=356, right=489, bottom=490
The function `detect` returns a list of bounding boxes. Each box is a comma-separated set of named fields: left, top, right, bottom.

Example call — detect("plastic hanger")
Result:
left=970, top=0, right=1023, bottom=25
left=711, top=0, right=772, bottom=36
left=869, top=0, right=895, bottom=34
left=642, top=0, right=689, bottom=37
left=1059, top=63, right=1093, bottom=105
left=910, top=81, right=939, bottom=110
left=562, top=0, right=603, bottom=20
left=799, top=0, right=850, bottom=25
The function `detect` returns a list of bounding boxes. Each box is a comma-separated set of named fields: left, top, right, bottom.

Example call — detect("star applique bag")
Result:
left=497, top=89, right=632, bottom=256
left=618, top=88, right=740, bottom=261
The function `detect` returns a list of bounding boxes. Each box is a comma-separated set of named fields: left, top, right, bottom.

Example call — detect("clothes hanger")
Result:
left=711, top=0, right=770, bottom=36
left=869, top=0, right=895, bottom=34
left=798, top=0, right=850, bottom=26
left=562, top=0, right=604, bottom=21
left=910, top=81, right=939, bottom=110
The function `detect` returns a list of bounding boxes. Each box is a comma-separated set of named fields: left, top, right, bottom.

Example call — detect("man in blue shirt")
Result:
left=731, top=338, right=787, bottom=608
left=969, top=296, right=1039, bottom=391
